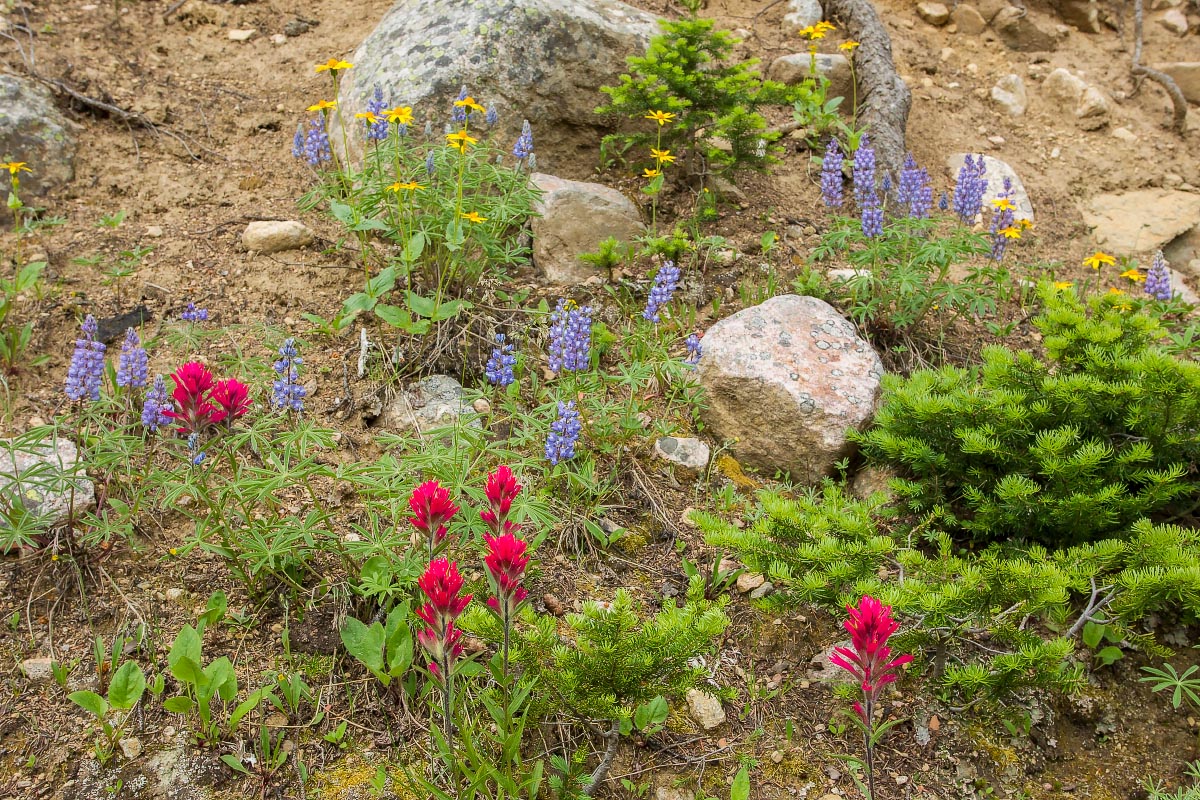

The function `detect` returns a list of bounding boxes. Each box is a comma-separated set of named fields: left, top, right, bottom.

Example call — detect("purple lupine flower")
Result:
left=1145, top=251, right=1173, bottom=301
left=303, top=118, right=332, bottom=166
left=643, top=260, right=681, bottom=323
left=938, top=192, right=949, bottom=212
left=685, top=334, right=702, bottom=366
left=989, top=177, right=1017, bottom=261
left=365, top=85, right=390, bottom=142
left=545, top=400, right=582, bottom=465
left=115, top=328, right=148, bottom=389
left=513, top=119, right=534, bottom=161
left=952, top=154, right=988, bottom=224
left=881, top=173, right=893, bottom=195
left=271, top=338, right=307, bottom=412
left=450, top=85, right=469, bottom=124
left=291, top=124, right=304, bottom=159
left=547, top=300, right=593, bottom=374
left=485, top=333, right=517, bottom=387
left=181, top=303, right=208, bottom=323
left=820, top=138, right=844, bottom=208
left=852, top=135, right=876, bottom=210
left=65, top=315, right=107, bottom=402
left=426, top=150, right=436, bottom=176
left=187, top=432, right=206, bottom=467
left=486, top=106, right=499, bottom=126
left=897, top=154, right=932, bottom=218
left=860, top=191, right=884, bottom=238
left=141, top=374, right=172, bottom=432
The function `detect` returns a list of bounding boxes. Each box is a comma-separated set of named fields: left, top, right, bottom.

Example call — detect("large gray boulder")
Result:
left=337, top=0, right=659, bottom=170
left=0, top=436, right=95, bottom=539
left=1083, top=190, right=1200, bottom=255
left=696, top=295, right=883, bottom=484
left=0, top=76, right=76, bottom=198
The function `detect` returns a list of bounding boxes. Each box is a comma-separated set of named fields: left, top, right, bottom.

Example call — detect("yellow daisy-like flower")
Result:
left=1054, top=281, right=1074, bottom=290
left=991, top=197, right=1016, bottom=211
left=385, top=106, right=414, bottom=126
left=453, top=96, right=486, bottom=114
left=650, top=148, right=675, bottom=165
left=387, top=181, right=425, bottom=192
left=316, top=58, right=353, bottom=73
left=460, top=211, right=487, bottom=224
left=839, top=40, right=860, bottom=52
left=445, top=130, right=479, bottom=151
left=2, top=161, right=32, bottom=175
left=643, top=167, right=662, bottom=179
left=354, top=112, right=379, bottom=123
left=644, top=110, right=676, bottom=126
left=1017, top=218, right=1034, bottom=230
left=307, top=99, right=337, bottom=112
left=1108, top=286, right=1126, bottom=295
left=816, top=21, right=837, bottom=33
left=169, top=547, right=178, bottom=556
left=1120, top=268, right=1146, bottom=282
left=1084, top=251, right=1116, bottom=270
left=998, top=226, right=1022, bottom=239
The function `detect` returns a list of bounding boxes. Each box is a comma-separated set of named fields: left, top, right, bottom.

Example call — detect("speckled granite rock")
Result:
left=377, top=375, right=474, bottom=434
left=336, top=0, right=659, bottom=168
left=696, top=295, right=883, bottom=484
left=0, top=437, right=94, bottom=537
left=0, top=76, right=76, bottom=197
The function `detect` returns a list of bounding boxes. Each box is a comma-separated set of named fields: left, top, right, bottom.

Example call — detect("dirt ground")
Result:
left=2, top=0, right=1199, bottom=797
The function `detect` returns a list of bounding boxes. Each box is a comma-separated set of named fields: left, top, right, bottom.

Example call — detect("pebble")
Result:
left=917, top=1, right=950, bottom=25
left=165, top=588, right=185, bottom=602
left=145, top=225, right=163, bottom=237
left=1111, top=126, right=1137, bottom=142
left=119, top=737, right=142, bottom=759
left=472, top=398, right=491, bottom=414
left=987, top=136, right=1006, bottom=145
left=20, top=657, right=54, bottom=681
left=736, top=572, right=765, bottom=593
left=228, top=28, right=257, bottom=42
left=1158, top=9, right=1188, bottom=34
left=270, top=33, right=288, bottom=45
left=241, top=220, right=314, bottom=254
left=770, top=750, right=785, bottom=763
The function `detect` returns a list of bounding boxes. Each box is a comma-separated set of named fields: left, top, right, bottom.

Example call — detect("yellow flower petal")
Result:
left=2, top=161, right=31, bottom=175
left=1083, top=251, right=1116, bottom=270
left=315, top=58, right=353, bottom=73
left=460, top=211, right=487, bottom=223
left=644, top=110, right=676, bottom=126
left=1120, top=268, right=1146, bottom=282
left=839, top=40, right=860, bottom=52
left=385, top=106, right=414, bottom=125
left=1054, top=281, right=1074, bottom=290
left=643, top=167, right=662, bottom=178
left=307, top=99, right=337, bottom=112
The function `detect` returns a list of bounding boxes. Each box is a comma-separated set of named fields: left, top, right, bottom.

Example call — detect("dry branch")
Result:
left=1131, top=0, right=1188, bottom=134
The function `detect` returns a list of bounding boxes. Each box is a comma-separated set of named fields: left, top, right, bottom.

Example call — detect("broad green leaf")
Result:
left=405, top=291, right=437, bottom=319
left=168, top=625, right=201, bottom=674
left=366, top=266, right=397, bottom=297
left=205, top=657, right=238, bottom=703
left=373, top=304, right=414, bottom=329
left=430, top=299, right=473, bottom=322
left=164, top=695, right=195, bottom=714
left=69, top=690, right=108, bottom=719
left=340, top=617, right=386, bottom=676
left=170, top=655, right=203, bottom=688
left=341, top=292, right=377, bottom=317
left=731, top=765, right=750, bottom=800
left=402, top=231, right=426, bottom=263
left=221, top=754, right=251, bottom=775
left=107, top=661, right=147, bottom=710
left=328, top=200, right=356, bottom=226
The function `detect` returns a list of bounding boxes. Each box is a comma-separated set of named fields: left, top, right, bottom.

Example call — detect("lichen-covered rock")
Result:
left=337, top=0, right=659, bottom=170
left=696, top=295, right=883, bottom=484
left=377, top=375, right=472, bottom=434
left=0, top=76, right=76, bottom=198
left=530, top=172, right=645, bottom=283
left=653, top=436, right=711, bottom=474
left=0, top=437, right=95, bottom=539
left=685, top=688, right=726, bottom=730
left=767, top=53, right=854, bottom=101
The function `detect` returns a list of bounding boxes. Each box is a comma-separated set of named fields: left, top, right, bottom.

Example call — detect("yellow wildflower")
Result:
left=385, top=106, right=414, bottom=125
left=991, top=197, right=1015, bottom=211
left=1054, top=281, right=1074, bottom=290
left=2, top=162, right=31, bottom=175
left=387, top=181, right=425, bottom=192
left=445, top=130, right=479, bottom=151
left=460, top=211, right=487, bottom=224
left=1084, top=251, right=1115, bottom=270
left=998, top=226, right=1022, bottom=239
left=453, top=96, right=486, bottom=114
left=1120, top=268, right=1146, bottom=282
left=643, top=167, right=662, bottom=179
left=316, top=58, right=353, bottom=73
left=1017, top=218, right=1034, bottom=230
left=650, top=148, right=675, bottom=165
left=839, top=40, right=860, bottom=52
left=816, top=21, right=837, bottom=33
left=354, top=112, right=379, bottom=124
left=1108, top=286, right=1126, bottom=295
left=307, top=99, right=337, bottom=112
left=644, top=110, right=676, bottom=126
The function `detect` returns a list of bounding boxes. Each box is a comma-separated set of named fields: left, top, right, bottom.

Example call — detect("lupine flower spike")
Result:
left=546, top=400, right=582, bottom=465
left=272, top=338, right=307, bottom=412
left=65, top=316, right=106, bottom=403
left=513, top=119, right=534, bottom=163
left=897, top=153, right=932, bottom=219
left=116, top=328, right=148, bottom=389
left=1145, top=251, right=1173, bottom=301
left=643, top=260, right=681, bottom=322
left=853, top=135, right=883, bottom=238
left=141, top=375, right=173, bottom=432
left=361, top=85, right=390, bottom=142
left=685, top=333, right=703, bottom=366
left=952, top=153, right=988, bottom=224
left=547, top=299, right=592, bottom=374
left=181, top=302, right=209, bottom=322
left=820, top=138, right=844, bottom=208
left=409, top=480, right=459, bottom=556
left=485, top=333, right=517, bottom=388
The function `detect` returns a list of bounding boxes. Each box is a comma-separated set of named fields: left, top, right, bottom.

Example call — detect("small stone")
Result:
left=1076, top=85, right=1111, bottom=124
left=270, top=33, right=288, bottom=45
left=736, top=572, right=766, bottom=593
left=241, top=220, right=314, bottom=254
left=165, top=588, right=185, bottom=602
left=990, top=73, right=1027, bottom=115
left=20, top=657, right=54, bottom=681
left=686, top=689, right=726, bottom=730
left=1158, top=9, right=1189, bottom=34
left=781, top=0, right=823, bottom=32
left=992, top=6, right=1058, bottom=51
left=1043, top=68, right=1087, bottom=105
left=119, top=737, right=142, bottom=759
left=749, top=581, right=774, bottom=600
left=1111, top=126, right=1137, bottom=142
left=472, top=398, right=491, bottom=414
left=949, top=4, right=987, bottom=34
left=653, top=437, right=711, bottom=473
left=987, top=135, right=1006, bottom=146
left=145, top=225, right=164, bottom=238
left=917, top=1, right=951, bottom=25
left=771, top=750, right=785, bottom=763
left=227, top=28, right=257, bottom=41
left=929, top=714, right=941, bottom=731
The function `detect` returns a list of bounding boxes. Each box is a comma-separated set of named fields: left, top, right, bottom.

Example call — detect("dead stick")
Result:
left=1131, top=0, right=1187, bottom=134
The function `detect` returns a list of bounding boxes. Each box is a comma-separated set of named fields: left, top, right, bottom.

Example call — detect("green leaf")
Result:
left=341, top=292, right=377, bottom=317
left=430, top=299, right=473, bottom=322
left=340, top=617, right=386, bottom=677
left=1081, top=621, right=1103, bottom=650
left=107, top=661, right=147, bottom=710
left=164, top=695, right=195, bottom=714
left=168, top=625, right=201, bottom=677
left=373, top=304, right=414, bottom=329
left=69, top=690, right=108, bottom=719
left=229, top=688, right=268, bottom=730
left=328, top=200, right=356, bottom=226
left=401, top=231, right=426, bottom=263
left=731, top=765, right=750, bottom=800
left=384, top=604, right=413, bottom=676
left=1095, top=646, right=1124, bottom=667
left=221, top=754, right=251, bottom=775
left=366, top=266, right=397, bottom=298
left=405, top=291, right=437, bottom=319
left=353, top=218, right=390, bottom=232
left=205, top=657, right=238, bottom=703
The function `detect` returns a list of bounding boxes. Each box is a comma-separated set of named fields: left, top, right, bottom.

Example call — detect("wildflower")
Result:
left=409, top=480, right=459, bottom=548
left=272, top=338, right=306, bottom=412
left=989, top=177, right=1016, bottom=261
left=360, top=85, right=390, bottom=141
left=998, top=227, right=1022, bottom=239
left=303, top=118, right=332, bottom=166
left=643, top=260, right=682, bottom=323
left=644, top=109, right=676, bottom=126
left=938, top=192, right=949, bottom=211
left=141, top=375, right=173, bottom=432
left=426, top=150, right=436, bottom=176
left=1054, top=281, right=1074, bottom=290
left=896, top=154, right=933, bottom=219
left=306, top=99, right=337, bottom=112
left=450, top=85, right=470, bottom=124
left=839, top=40, right=860, bottom=52
left=545, top=400, right=582, bottom=465
left=952, top=153, right=988, bottom=224
left=315, top=58, right=353, bottom=74
left=816, top=21, right=836, bottom=33
left=485, top=333, right=517, bottom=388
left=1120, top=268, right=1146, bottom=282
left=1084, top=251, right=1115, bottom=270
left=486, top=106, right=498, bottom=126
left=643, top=167, right=663, bottom=179
left=1108, top=286, right=1126, bottom=295
left=181, top=302, right=209, bottom=323
left=445, top=130, right=478, bottom=151
left=685, top=333, right=703, bottom=366
left=416, top=558, right=472, bottom=681
left=208, top=378, right=251, bottom=425
left=163, top=362, right=218, bottom=434
left=481, top=465, right=522, bottom=537
left=187, top=432, right=206, bottom=466
left=547, top=299, right=593, bottom=374
left=65, top=316, right=106, bottom=402
left=115, top=328, right=148, bottom=389
left=650, top=148, right=675, bottom=165
left=513, top=119, right=534, bottom=161
left=291, top=124, right=304, bottom=159
left=385, top=105, right=414, bottom=127
left=484, top=531, right=530, bottom=618
left=460, top=210, right=487, bottom=224
left=820, top=138, right=844, bottom=208
left=387, top=180, right=425, bottom=192
left=853, top=136, right=883, bottom=238
left=829, top=596, right=912, bottom=720
left=991, top=197, right=1015, bottom=211
left=453, top=95, right=486, bottom=115
left=1145, top=251, right=1173, bottom=301
left=2, top=162, right=31, bottom=175
left=1017, top=218, right=1034, bottom=230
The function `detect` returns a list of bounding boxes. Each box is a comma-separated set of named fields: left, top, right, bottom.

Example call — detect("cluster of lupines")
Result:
left=485, top=333, right=517, bottom=388
left=295, top=118, right=333, bottom=167
left=988, top=179, right=1019, bottom=262
left=161, top=362, right=251, bottom=435
left=360, top=85, right=390, bottom=141
left=141, top=376, right=172, bottom=432
left=685, top=333, right=703, bottom=366
left=64, top=316, right=106, bottom=403
left=1145, top=251, right=1173, bottom=301
left=180, top=302, right=209, bottom=323
left=115, top=328, right=148, bottom=389
left=547, top=299, right=593, bottom=374
left=952, top=153, right=988, bottom=224
left=896, top=153, right=933, bottom=219
left=852, top=135, right=883, bottom=238
left=546, top=400, right=582, bottom=466
left=643, top=260, right=681, bottom=323
left=271, top=338, right=306, bottom=413
left=820, top=138, right=844, bottom=208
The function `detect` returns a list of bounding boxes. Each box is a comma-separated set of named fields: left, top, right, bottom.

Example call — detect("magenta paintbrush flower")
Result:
left=409, top=480, right=459, bottom=549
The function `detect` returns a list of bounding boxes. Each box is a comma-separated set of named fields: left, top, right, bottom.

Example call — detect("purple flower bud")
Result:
left=820, top=138, right=844, bottom=208
left=116, top=327, right=148, bottom=389
left=897, top=153, right=932, bottom=219
left=65, top=315, right=106, bottom=402
left=952, top=154, right=988, bottom=224
left=685, top=334, right=702, bottom=366
left=364, top=84, right=390, bottom=141
left=1145, top=251, right=1173, bottom=302
left=545, top=400, right=582, bottom=465
left=181, top=303, right=208, bottom=323
left=989, top=177, right=1016, bottom=261
left=141, top=374, right=172, bottom=432
left=451, top=85, right=469, bottom=124
left=485, top=333, right=517, bottom=387
left=513, top=119, right=534, bottom=161
left=272, top=338, right=306, bottom=412
left=548, top=300, right=592, bottom=374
